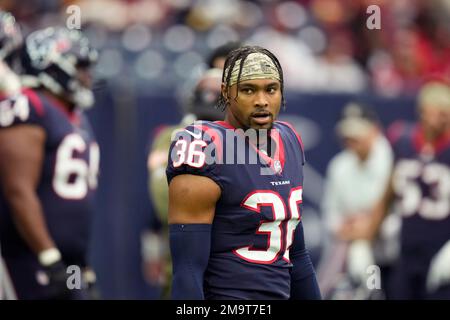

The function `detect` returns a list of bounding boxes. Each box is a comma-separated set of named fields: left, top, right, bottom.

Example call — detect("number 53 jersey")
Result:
left=389, top=122, right=450, bottom=266
left=167, top=120, right=306, bottom=299
left=0, top=88, right=100, bottom=267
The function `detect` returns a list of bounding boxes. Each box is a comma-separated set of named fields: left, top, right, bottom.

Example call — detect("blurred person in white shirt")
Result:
left=341, top=82, right=450, bottom=299
left=318, top=102, right=400, bottom=299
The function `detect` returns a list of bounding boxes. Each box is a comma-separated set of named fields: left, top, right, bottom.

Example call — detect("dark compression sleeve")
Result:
left=289, top=221, right=322, bottom=300
left=169, top=224, right=212, bottom=300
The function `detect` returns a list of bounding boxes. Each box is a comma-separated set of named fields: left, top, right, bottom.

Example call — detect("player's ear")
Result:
left=221, top=83, right=228, bottom=103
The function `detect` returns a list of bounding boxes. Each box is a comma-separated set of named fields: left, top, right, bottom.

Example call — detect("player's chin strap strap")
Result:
left=289, top=222, right=322, bottom=300
left=169, top=223, right=211, bottom=300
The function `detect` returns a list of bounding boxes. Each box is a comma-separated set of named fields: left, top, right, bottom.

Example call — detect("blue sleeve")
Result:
left=289, top=221, right=322, bottom=300
left=169, top=224, right=212, bottom=300
left=0, top=90, right=45, bottom=129
left=166, top=124, right=224, bottom=190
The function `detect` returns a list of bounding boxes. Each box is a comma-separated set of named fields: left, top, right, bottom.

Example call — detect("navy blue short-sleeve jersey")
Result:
left=388, top=121, right=450, bottom=266
left=0, top=88, right=99, bottom=267
left=167, top=120, right=306, bottom=299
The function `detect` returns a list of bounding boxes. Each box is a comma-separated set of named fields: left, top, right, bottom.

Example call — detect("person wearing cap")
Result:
left=206, top=42, right=241, bottom=70
left=143, top=44, right=240, bottom=299
left=143, top=68, right=224, bottom=298
left=342, top=81, right=450, bottom=299
left=166, top=46, right=320, bottom=300
left=319, top=102, right=397, bottom=299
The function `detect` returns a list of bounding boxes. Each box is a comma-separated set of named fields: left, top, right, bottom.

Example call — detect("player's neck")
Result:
left=224, top=112, right=242, bottom=130
left=256, top=133, right=276, bottom=157
left=223, top=113, right=277, bottom=156
left=42, top=90, right=75, bottom=113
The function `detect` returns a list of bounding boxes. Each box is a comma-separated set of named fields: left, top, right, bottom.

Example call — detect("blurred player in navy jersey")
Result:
left=145, top=43, right=240, bottom=299
left=206, top=42, right=241, bottom=70
left=167, top=46, right=321, bottom=300
left=146, top=68, right=224, bottom=298
left=343, top=81, right=450, bottom=299
left=0, top=9, right=23, bottom=300
left=0, top=27, right=100, bottom=300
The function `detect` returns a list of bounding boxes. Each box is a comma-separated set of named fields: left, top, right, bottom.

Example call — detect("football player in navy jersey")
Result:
left=343, top=81, right=450, bottom=299
left=167, top=46, right=321, bottom=300
left=0, top=9, right=23, bottom=301
left=0, top=27, right=99, bottom=300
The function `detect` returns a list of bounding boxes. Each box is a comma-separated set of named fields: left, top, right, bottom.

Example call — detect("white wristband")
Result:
left=38, top=248, right=62, bottom=266
left=141, top=231, right=163, bottom=261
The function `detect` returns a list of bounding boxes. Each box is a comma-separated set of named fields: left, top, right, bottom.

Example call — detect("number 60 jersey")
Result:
left=0, top=88, right=100, bottom=267
left=167, top=120, right=307, bottom=299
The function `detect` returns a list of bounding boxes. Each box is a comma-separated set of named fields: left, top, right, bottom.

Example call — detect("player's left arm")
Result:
left=0, top=125, right=57, bottom=254
left=289, top=221, right=322, bottom=300
left=281, top=122, right=321, bottom=299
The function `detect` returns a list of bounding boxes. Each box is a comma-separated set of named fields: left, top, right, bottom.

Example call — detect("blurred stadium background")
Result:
left=1, top=0, right=449, bottom=299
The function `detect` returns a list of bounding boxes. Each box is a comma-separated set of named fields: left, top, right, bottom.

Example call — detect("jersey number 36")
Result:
left=234, top=188, right=303, bottom=264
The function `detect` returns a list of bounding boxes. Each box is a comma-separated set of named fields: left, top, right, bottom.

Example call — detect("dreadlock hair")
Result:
left=217, top=45, right=286, bottom=111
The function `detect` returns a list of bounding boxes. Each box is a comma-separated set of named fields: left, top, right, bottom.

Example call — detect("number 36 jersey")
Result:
left=389, top=122, right=450, bottom=264
left=167, top=120, right=306, bottom=299
left=0, top=88, right=100, bottom=267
